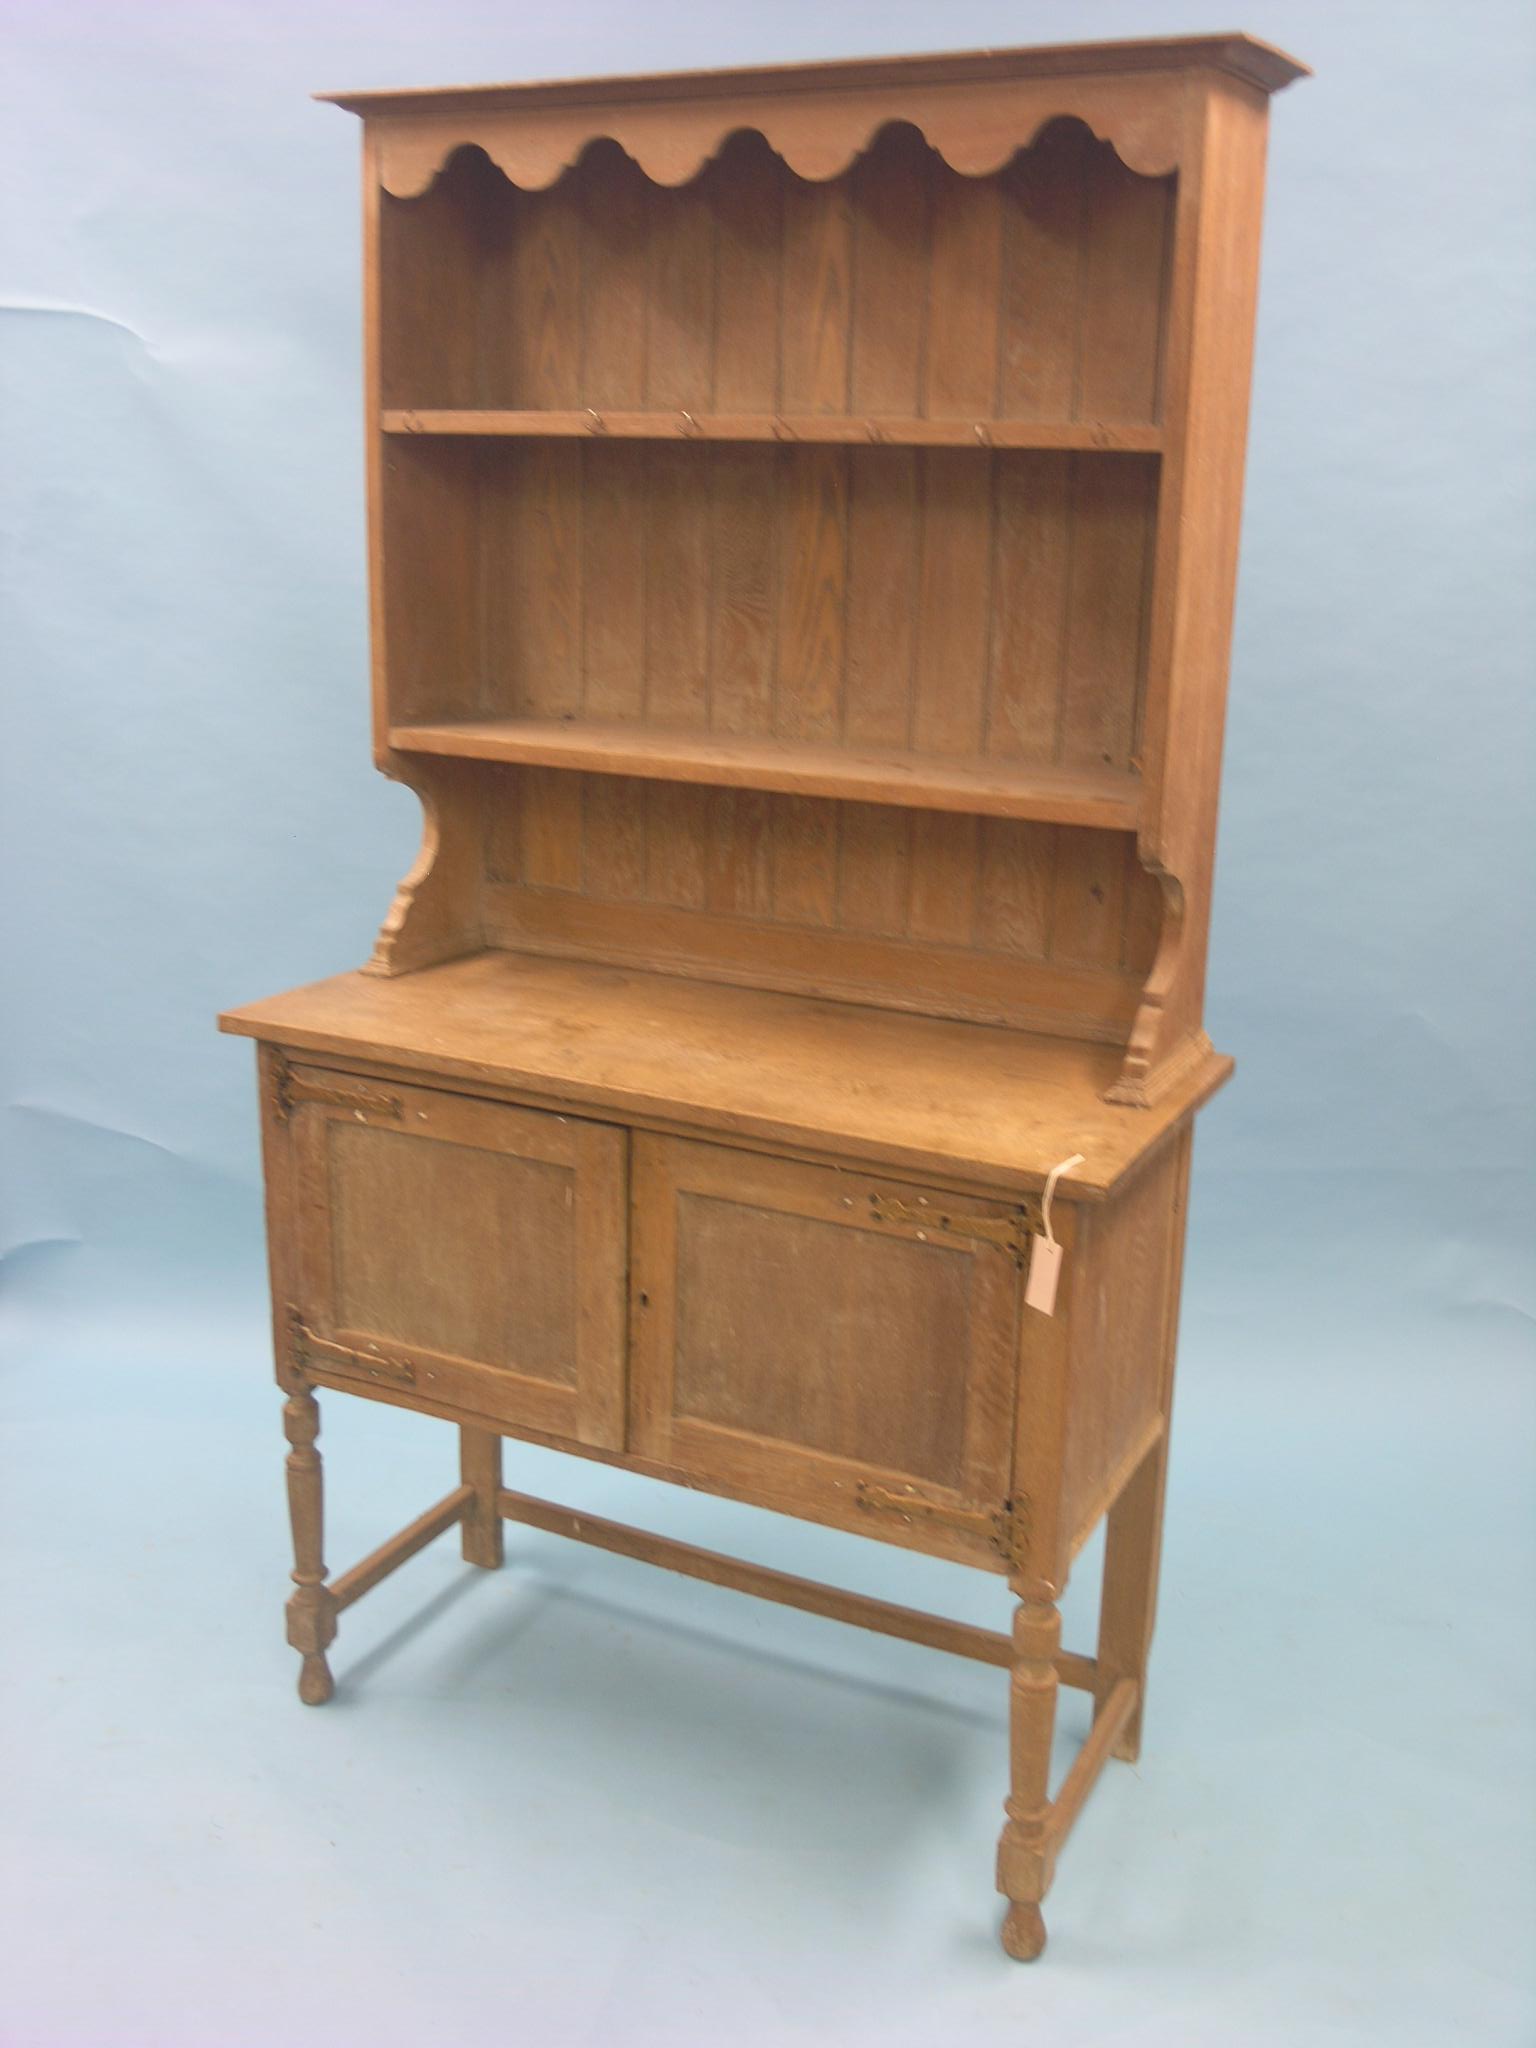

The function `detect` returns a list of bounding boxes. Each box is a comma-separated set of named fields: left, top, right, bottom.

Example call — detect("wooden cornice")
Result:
left=319, top=34, right=1308, bottom=196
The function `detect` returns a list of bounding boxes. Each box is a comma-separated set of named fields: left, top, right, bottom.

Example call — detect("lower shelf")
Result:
left=387, top=717, right=1145, bottom=830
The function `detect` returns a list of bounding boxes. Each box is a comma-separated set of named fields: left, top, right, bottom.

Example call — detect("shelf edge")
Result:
left=388, top=723, right=1144, bottom=830
left=381, top=408, right=1163, bottom=453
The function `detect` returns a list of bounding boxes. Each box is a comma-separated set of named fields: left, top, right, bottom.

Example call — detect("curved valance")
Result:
left=368, top=72, right=1189, bottom=199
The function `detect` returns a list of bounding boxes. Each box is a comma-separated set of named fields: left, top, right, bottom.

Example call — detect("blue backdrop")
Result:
left=3, top=4, right=1532, bottom=2043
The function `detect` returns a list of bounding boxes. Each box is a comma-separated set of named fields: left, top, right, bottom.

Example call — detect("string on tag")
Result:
left=1041, top=1153, right=1083, bottom=1249
left=1025, top=1152, right=1084, bottom=1316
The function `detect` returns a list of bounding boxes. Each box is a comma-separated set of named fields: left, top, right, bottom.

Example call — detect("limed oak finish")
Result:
left=221, top=33, right=1304, bottom=1961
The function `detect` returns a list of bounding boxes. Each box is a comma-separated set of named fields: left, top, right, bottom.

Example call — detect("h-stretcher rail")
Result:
left=300, top=1465, right=1135, bottom=1873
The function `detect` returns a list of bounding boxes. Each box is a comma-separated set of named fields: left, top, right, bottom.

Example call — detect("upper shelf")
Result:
left=388, top=716, right=1143, bottom=830
left=382, top=409, right=1163, bottom=453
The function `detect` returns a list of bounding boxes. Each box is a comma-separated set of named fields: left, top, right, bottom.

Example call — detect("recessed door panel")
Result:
left=285, top=1065, right=626, bottom=1447
left=631, top=1136, right=1022, bottom=1563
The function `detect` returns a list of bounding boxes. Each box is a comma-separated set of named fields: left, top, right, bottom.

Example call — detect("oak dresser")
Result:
left=220, top=33, right=1305, bottom=1958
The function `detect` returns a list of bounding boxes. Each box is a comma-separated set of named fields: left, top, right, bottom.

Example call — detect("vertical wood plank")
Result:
left=503, top=178, right=584, bottom=406
left=580, top=141, right=649, bottom=409
left=381, top=440, right=480, bottom=721
left=770, top=795, right=840, bottom=927
left=711, top=141, right=783, bottom=741
left=912, top=160, right=1002, bottom=761
left=583, top=777, right=648, bottom=900
left=848, top=128, right=930, bottom=414
left=997, top=124, right=1086, bottom=421
left=988, top=452, right=1072, bottom=762
left=704, top=789, right=774, bottom=917
left=712, top=134, right=783, bottom=411
left=838, top=805, right=911, bottom=936
left=518, top=767, right=584, bottom=891
left=493, top=441, right=583, bottom=717
left=1049, top=825, right=1128, bottom=969
left=582, top=440, right=646, bottom=719
left=644, top=443, right=710, bottom=726
left=644, top=782, right=709, bottom=909
left=843, top=448, right=919, bottom=746
left=910, top=450, right=993, bottom=755
left=1059, top=457, right=1158, bottom=769
left=1077, top=148, right=1172, bottom=424
left=767, top=162, right=861, bottom=907
left=975, top=819, right=1054, bottom=958
left=709, top=447, right=776, bottom=735
left=779, top=178, right=852, bottom=412
left=842, top=130, right=928, bottom=755
left=483, top=771, right=523, bottom=883
left=923, top=164, right=1004, bottom=417
left=378, top=159, right=481, bottom=408
left=645, top=179, right=716, bottom=410
left=775, top=447, right=848, bottom=742
left=771, top=170, right=853, bottom=904
left=907, top=811, right=980, bottom=945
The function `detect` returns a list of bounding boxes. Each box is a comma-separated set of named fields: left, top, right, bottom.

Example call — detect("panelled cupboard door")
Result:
left=284, top=1064, right=626, bottom=1447
left=630, top=1137, right=1022, bottom=1565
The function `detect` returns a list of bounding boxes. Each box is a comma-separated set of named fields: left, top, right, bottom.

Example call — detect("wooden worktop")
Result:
left=220, top=950, right=1229, bottom=1198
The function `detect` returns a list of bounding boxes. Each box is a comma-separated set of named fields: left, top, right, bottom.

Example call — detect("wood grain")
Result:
left=1057, top=1135, right=1186, bottom=1556
left=476, top=762, right=1158, bottom=1032
left=630, top=1137, right=1019, bottom=1546
left=383, top=409, right=1163, bottom=449
left=221, top=949, right=1229, bottom=1197
left=354, top=59, right=1278, bottom=212
left=1113, top=80, right=1275, bottom=1102
left=493, top=1484, right=1076, bottom=1671
left=579, top=440, right=645, bottom=719
left=849, top=126, right=929, bottom=414
left=392, top=718, right=1144, bottom=827
left=578, top=141, right=649, bottom=408
left=243, top=39, right=1300, bottom=1966
left=398, top=440, right=1159, bottom=824
left=287, top=1071, right=627, bottom=1447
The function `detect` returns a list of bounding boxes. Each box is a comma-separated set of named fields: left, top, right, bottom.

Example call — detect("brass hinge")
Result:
left=288, top=1311, right=418, bottom=1388
left=269, top=1054, right=404, bottom=1125
left=855, top=1481, right=1031, bottom=1572
left=868, top=1192, right=1042, bottom=1264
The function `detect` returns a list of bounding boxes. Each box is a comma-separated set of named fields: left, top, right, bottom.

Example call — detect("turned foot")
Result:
left=996, top=1594, right=1060, bottom=1961
left=1002, top=1901, right=1047, bottom=1961
left=297, top=1651, right=334, bottom=1706
left=283, top=1389, right=338, bottom=1707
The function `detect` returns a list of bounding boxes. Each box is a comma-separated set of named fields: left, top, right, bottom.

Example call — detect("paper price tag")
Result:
left=1025, top=1152, right=1084, bottom=1317
left=1024, top=1236, right=1064, bottom=1315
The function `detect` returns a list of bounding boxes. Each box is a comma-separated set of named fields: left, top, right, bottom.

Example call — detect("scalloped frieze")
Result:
left=373, top=72, right=1187, bottom=198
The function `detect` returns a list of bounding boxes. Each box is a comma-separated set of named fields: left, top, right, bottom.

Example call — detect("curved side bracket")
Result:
left=365, top=758, right=487, bottom=978
left=374, top=73, right=1186, bottom=198
left=1104, top=862, right=1217, bottom=1108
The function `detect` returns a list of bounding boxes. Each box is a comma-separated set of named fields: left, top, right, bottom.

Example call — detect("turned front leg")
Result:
left=283, top=1388, right=337, bottom=1705
left=996, top=1592, right=1061, bottom=1961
